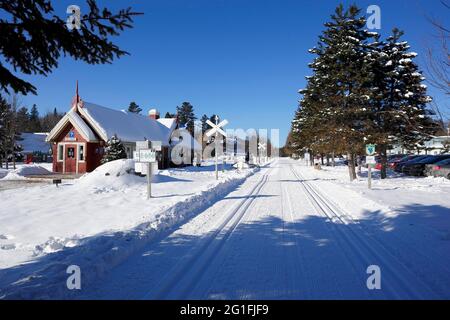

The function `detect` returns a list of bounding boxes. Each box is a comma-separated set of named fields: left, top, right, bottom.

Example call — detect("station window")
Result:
left=78, top=145, right=85, bottom=161
left=58, top=144, right=63, bottom=161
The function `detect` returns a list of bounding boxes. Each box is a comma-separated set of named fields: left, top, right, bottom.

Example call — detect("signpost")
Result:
left=366, top=144, right=376, bottom=189
left=206, top=116, right=228, bottom=180
left=135, top=141, right=159, bottom=199
left=139, top=149, right=156, bottom=199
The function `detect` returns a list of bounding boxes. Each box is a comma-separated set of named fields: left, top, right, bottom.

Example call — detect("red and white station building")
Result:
left=46, top=92, right=178, bottom=174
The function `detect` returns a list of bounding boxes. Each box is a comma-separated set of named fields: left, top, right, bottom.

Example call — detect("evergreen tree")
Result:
left=164, top=112, right=176, bottom=118
left=29, top=104, right=42, bottom=132
left=176, top=102, right=196, bottom=135
left=366, top=28, right=438, bottom=178
left=0, top=96, right=22, bottom=168
left=0, top=97, right=9, bottom=167
left=1, top=1, right=140, bottom=95
left=200, top=114, right=209, bottom=133
left=101, top=134, right=127, bottom=164
left=15, top=106, right=30, bottom=132
left=127, top=101, right=142, bottom=114
left=292, top=4, right=378, bottom=180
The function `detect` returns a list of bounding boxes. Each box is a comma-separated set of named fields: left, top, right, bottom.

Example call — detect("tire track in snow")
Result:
left=279, top=177, right=312, bottom=299
left=143, top=167, right=272, bottom=299
left=197, top=166, right=279, bottom=299
left=284, top=165, right=368, bottom=299
left=290, top=164, right=441, bottom=299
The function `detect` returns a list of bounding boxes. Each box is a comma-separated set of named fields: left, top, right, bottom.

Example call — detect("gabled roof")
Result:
left=157, top=118, right=177, bottom=131
left=46, top=109, right=98, bottom=142
left=78, top=102, right=171, bottom=145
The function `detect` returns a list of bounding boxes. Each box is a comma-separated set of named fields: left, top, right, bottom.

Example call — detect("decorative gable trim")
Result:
left=46, top=108, right=98, bottom=142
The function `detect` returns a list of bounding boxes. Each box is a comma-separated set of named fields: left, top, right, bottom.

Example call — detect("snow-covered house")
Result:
left=46, top=92, right=177, bottom=174
left=388, top=136, right=450, bottom=155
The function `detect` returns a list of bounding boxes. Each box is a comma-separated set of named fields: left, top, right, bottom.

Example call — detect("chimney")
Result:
left=148, top=108, right=160, bottom=120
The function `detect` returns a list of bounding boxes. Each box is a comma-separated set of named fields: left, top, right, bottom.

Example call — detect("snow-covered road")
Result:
left=77, top=158, right=450, bottom=299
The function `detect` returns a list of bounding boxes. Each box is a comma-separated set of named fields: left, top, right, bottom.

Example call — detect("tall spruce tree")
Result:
left=367, top=28, right=438, bottom=178
left=0, top=97, right=9, bottom=167
left=15, top=106, right=30, bottom=132
left=29, top=104, right=42, bottom=132
left=101, top=134, right=127, bottom=164
left=200, top=114, right=209, bottom=133
left=0, top=97, right=22, bottom=169
left=176, top=102, right=196, bottom=135
left=292, top=4, right=378, bottom=180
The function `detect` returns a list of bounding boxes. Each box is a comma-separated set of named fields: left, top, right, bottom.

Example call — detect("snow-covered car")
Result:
left=403, top=155, right=450, bottom=176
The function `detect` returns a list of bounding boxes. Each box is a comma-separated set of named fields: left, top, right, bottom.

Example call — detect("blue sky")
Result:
left=10, top=0, right=449, bottom=146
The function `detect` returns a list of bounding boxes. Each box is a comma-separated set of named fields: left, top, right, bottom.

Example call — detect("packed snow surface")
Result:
left=1, top=158, right=449, bottom=299
left=0, top=159, right=258, bottom=298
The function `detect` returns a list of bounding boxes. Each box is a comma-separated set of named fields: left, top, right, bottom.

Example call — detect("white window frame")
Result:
left=78, top=144, right=86, bottom=162
left=57, top=143, right=64, bottom=162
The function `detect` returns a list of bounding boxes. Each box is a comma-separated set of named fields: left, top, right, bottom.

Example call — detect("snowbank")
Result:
left=76, top=159, right=142, bottom=190
left=0, top=160, right=260, bottom=299
left=0, top=164, right=51, bottom=180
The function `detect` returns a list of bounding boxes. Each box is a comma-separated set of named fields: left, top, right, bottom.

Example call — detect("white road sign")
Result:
left=139, top=149, right=156, bottom=163
left=366, top=156, right=376, bottom=164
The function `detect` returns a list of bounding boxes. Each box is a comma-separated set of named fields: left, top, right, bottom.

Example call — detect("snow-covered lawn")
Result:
left=0, top=159, right=258, bottom=298
left=295, top=161, right=450, bottom=294
left=0, top=163, right=53, bottom=180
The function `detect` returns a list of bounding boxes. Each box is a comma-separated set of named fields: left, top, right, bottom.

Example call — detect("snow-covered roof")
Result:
left=46, top=108, right=98, bottom=142
left=78, top=102, right=172, bottom=146
left=157, top=118, right=177, bottom=131
left=20, top=133, right=51, bottom=153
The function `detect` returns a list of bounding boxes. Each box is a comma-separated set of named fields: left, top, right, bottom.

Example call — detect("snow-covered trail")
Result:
left=78, top=158, right=449, bottom=299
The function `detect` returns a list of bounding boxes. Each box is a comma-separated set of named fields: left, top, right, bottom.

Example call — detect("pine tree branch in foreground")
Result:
left=0, top=0, right=143, bottom=95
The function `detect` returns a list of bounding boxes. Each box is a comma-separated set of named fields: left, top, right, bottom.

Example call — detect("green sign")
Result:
left=366, top=144, right=376, bottom=156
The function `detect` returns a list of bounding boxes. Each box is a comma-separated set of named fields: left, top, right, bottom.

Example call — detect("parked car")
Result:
left=425, top=158, right=450, bottom=179
left=388, top=155, right=414, bottom=170
left=402, top=155, right=450, bottom=176
left=374, top=154, right=407, bottom=170
left=394, top=155, right=429, bottom=173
